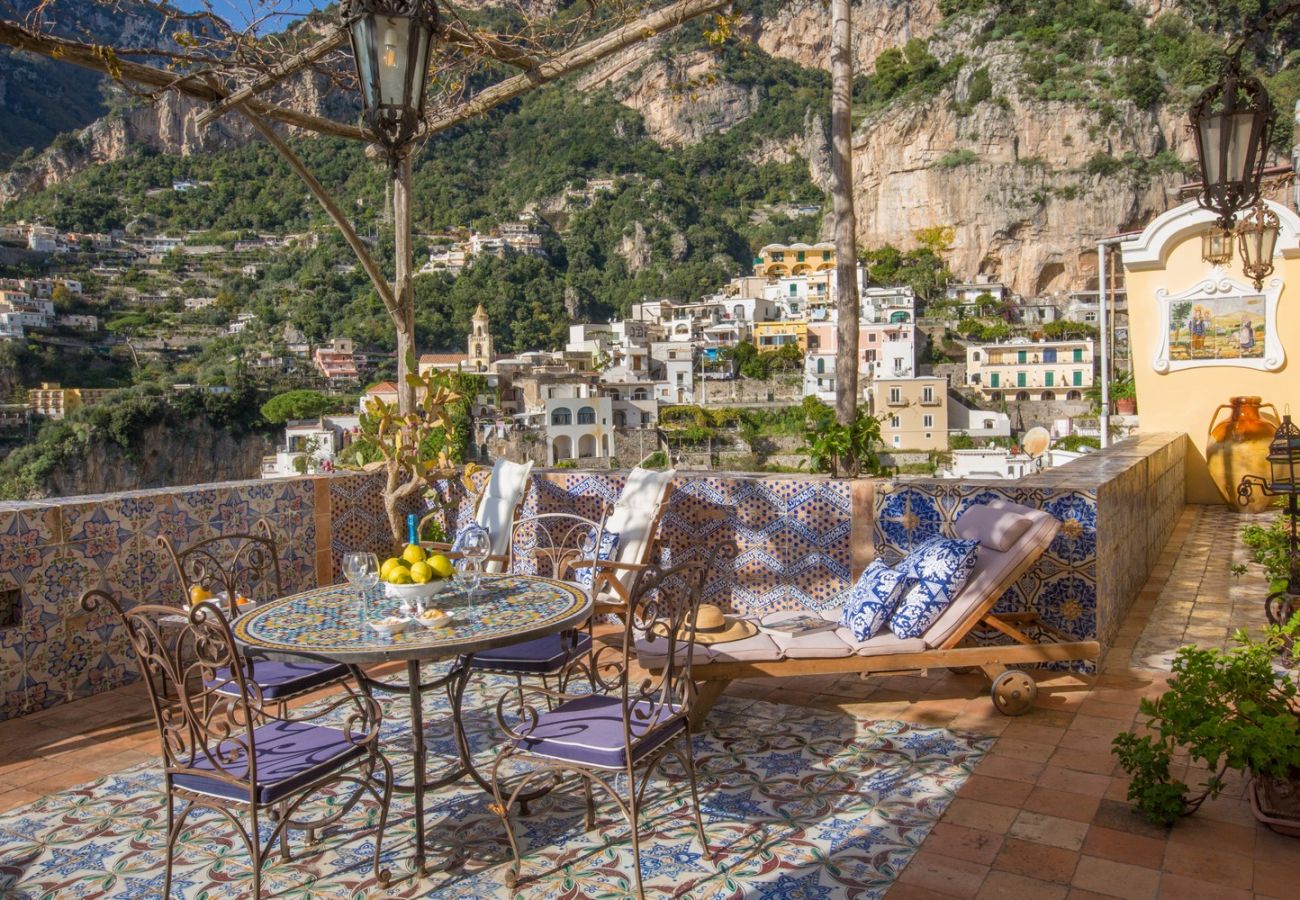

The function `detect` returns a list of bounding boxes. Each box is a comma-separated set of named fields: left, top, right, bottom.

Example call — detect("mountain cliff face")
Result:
left=0, top=0, right=1230, bottom=298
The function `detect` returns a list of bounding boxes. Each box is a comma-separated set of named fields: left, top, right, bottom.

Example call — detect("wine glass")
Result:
left=457, top=524, right=491, bottom=599
left=343, top=551, right=380, bottom=600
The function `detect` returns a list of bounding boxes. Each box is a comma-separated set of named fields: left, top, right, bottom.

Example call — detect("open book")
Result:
left=760, top=613, right=839, bottom=638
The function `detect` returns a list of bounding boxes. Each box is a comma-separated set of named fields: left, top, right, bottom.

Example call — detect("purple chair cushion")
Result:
left=207, top=660, right=350, bottom=700
left=515, top=694, right=685, bottom=769
left=467, top=631, right=592, bottom=675
left=172, top=719, right=365, bottom=804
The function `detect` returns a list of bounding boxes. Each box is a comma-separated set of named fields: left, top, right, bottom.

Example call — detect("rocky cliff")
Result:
left=41, top=420, right=273, bottom=498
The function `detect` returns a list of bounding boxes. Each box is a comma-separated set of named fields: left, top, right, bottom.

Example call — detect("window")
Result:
left=734, top=304, right=744, bottom=320
left=890, top=415, right=901, bottom=428
left=613, top=410, right=627, bottom=427
left=797, top=251, right=806, bottom=262
left=675, top=372, right=684, bottom=385
left=1045, top=371, right=1054, bottom=387
left=1015, top=391, right=1030, bottom=401
left=1017, top=350, right=1027, bottom=364
left=923, top=415, right=934, bottom=428
left=889, top=387, right=901, bottom=404
left=1041, top=391, right=1055, bottom=401
left=576, top=406, right=596, bottom=425
left=866, top=350, right=876, bottom=362
left=551, top=407, right=571, bottom=425
left=1073, top=370, right=1083, bottom=386
left=822, top=250, right=831, bottom=260
left=990, top=373, right=1000, bottom=388
left=816, top=358, right=825, bottom=374
left=789, top=284, right=797, bottom=296
left=1017, top=372, right=1026, bottom=387
left=772, top=251, right=784, bottom=261
left=1066, top=390, right=1081, bottom=401
left=922, top=386, right=934, bottom=403
left=972, top=350, right=981, bottom=361
left=983, top=418, right=995, bottom=429
left=892, top=434, right=901, bottom=447
left=1073, top=348, right=1084, bottom=362
left=1044, top=348, right=1057, bottom=363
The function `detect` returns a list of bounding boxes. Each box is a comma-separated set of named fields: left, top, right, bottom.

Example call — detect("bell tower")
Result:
left=468, top=303, right=492, bottom=372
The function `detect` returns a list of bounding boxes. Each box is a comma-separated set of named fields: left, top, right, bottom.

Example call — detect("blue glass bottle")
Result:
left=407, top=513, right=419, bottom=546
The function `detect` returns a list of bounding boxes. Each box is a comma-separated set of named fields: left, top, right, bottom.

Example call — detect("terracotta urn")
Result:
left=1207, top=396, right=1280, bottom=512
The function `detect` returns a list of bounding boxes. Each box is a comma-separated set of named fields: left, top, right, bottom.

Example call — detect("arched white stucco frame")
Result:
left=1121, top=199, right=1300, bottom=272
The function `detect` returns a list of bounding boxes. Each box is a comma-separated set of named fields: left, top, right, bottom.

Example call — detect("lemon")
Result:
left=380, top=557, right=402, bottom=580
left=384, top=563, right=409, bottom=584
left=409, top=561, right=433, bottom=584
left=389, top=569, right=413, bottom=585
left=402, top=543, right=427, bottom=565
left=189, top=584, right=213, bottom=604
left=429, top=553, right=454, bottom=579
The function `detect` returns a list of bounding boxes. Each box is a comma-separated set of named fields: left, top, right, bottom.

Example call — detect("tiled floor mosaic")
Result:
left=0, top=674, right=987, bottom=898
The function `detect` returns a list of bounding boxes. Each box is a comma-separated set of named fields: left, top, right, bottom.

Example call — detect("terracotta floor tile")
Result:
left=923, top=823, right=1005, bottom=866
left=1074, top=700, right=1138, bottom=722
left=1000, top=722, right=1067, bottom=746
left=1036, top=766, right=1112, bottom=799
left=957, top=774, right=1035, bottom=808
left=0, top=786, right=45, bottom=813
left=1254, top=856, right=1295, bottom=898
left=1161, top=842, right=1253, bottom=891
left=1090, top=800, right=1171, bottom=841
left=973, top=754, right=1045, bottom=785
left=1007, top=811, right=1090, bottom=851
left=992, top=836, right=1079, bottom=883
left=1164, top=814, right=1256, bottom=857
left=1080, top=824, right=1165, bottom=869
left=896, top=850, right=988, bottom=899
left=941, top=798, right=1020, bottom=834
left=976, top=869, right=1068, bottom=900
left=1047, top=746, right=1123, bottom=776
left=988, top=737, right=1057, bottom=764
left=1156, top=871, right=1251, bottom=900
left=1022, top=787, right=1102, bottom=823
left=885, top=881, right=962, bottom=899
left=1070, top=855, right=1160, bottom=900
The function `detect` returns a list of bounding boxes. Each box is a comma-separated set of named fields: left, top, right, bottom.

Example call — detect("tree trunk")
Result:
left=830, top=0, right=860, bottom=429
left=391, top=153, right=417, bottom=414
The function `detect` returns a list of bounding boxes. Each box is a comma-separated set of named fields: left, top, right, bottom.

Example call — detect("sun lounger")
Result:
left=422, top=458, right=534, bottom=573
left=637, top=500, right=1100, bottom=726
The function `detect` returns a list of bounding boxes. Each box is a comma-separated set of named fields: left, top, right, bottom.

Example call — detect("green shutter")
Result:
left=1018, top=350, right=1027, bottom=364
left=1073, top=348, right=1083, bottom=362
left=1045, top=371, right=1054, bottom=387
left=1017, top=372, right=1026, bottom=387
left=990, top=373, right=999, bottom=387
left=1073, top=370, right=1082, bottom=386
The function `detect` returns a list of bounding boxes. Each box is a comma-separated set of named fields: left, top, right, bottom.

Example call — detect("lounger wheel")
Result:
left=991, top=670, right=1037, bottom=716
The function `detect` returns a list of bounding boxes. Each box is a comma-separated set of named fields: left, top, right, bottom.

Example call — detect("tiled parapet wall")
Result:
left=873, top=432, right=1187, bottom=658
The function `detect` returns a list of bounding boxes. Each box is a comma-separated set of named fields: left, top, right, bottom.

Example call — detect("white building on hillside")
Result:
left=262, top=415, right=361, bottom=478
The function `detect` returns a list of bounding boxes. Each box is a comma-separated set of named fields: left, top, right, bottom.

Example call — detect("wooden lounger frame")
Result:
left=665, top=523, right=1101, bottom=727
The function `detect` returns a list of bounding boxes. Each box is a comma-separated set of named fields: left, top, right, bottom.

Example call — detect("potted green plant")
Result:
left=1111, top=617, right=1300, bottom=832
left=1111, top=371, right=1137, bottom=415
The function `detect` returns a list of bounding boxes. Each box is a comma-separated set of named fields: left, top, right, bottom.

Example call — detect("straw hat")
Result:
left=652, top=604, right=758, bottom=645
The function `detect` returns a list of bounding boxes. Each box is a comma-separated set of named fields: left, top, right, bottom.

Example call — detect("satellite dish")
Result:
left=1023, top=426, right=1051, bottom=458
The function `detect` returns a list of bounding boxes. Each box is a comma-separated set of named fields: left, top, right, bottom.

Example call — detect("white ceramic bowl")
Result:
left=413, top=609, right=455, bottom=630
left=368, top=616, right=410, bottom=636
left=382, top=579, right=452, bottom=602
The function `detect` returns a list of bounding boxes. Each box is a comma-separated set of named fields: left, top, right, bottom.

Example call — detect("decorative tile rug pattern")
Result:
left=0, top=675, right=990, bottom=898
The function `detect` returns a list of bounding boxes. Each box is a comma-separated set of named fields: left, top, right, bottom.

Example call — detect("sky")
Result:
left=170, top=0, right=330, bottom=33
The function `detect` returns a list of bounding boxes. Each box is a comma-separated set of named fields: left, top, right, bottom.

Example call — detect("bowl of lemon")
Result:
left=380, top=543, right=456, bottom=602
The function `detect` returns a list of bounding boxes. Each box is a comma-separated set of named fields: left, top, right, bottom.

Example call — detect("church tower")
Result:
left=468, top=303, right=492, bottom=372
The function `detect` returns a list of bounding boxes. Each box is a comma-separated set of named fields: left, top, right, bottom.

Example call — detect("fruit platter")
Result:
left=380, top=542, right=456, bottom=602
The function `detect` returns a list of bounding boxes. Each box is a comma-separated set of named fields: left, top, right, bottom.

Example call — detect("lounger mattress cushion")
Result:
left=922, top=504, right=1060, bottom=649
left=955, top=504, right=1033, bottom=552
left=839, top=629, right=927, bottom=657
left=634, top=630, right=713, bottom=667
left=762, top=609, right=854, bottom=658
left=840, top=559, right=910, bottom=641
left=707, top=630, right=782, bottom=662
left=891, top=538, right=979, bottom=639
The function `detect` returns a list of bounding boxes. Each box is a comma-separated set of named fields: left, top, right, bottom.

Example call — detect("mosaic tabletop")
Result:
left=233, top=575, right=590, bottom=664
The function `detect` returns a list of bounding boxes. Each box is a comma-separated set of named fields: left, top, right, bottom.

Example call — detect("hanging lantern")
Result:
left=1188, top=62, right=1275, bottom=230
left=1236, top=201, right=1280, bottom=290
left=1267, top=415, right=1300, bottom=495
left=1201, top=226, right=1235, bottom=266
left=342, top=0, right=439, bottom=153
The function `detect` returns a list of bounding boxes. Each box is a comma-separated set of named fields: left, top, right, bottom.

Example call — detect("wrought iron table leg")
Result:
left=406, top=659, right=429, bottom=876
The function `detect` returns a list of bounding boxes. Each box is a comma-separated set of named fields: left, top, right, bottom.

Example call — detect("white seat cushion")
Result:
left=838, top=628, right=927, bottom=657
left=761, top=611, right=855, bottom=658
left=633, top=631, right=713, bottom=667
left=603, top=467, right=674, bottom=593
left=706, top=629, right=781, bottom=663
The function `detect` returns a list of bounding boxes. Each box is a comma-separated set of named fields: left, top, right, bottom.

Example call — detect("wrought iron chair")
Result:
left=488, top=556, right=713, bottom=899
left=80, top=589, right=394, bottom=898
left=158, top=518, right=350, bottom=713
left=460, top=511, right=609, bottom=690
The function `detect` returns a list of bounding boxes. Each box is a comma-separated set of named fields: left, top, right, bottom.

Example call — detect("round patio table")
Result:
left=232, top=574, right=591, bottom=875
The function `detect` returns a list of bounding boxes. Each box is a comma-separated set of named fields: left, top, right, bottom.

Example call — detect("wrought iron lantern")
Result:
left=1238, top=414, right=1300, bottom=627
left=1236, top=200, right=1280, bottom=290
left=1201, top=226, right=1234, bottom=266
left=1189, top=61, right=1275, bottom=230
left=342, top=0, right=439, bottom=154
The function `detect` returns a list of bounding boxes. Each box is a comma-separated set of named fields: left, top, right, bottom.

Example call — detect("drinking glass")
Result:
left=343, top=551, right=380, bottom=599
left=458, top=525, right=491, bottom=598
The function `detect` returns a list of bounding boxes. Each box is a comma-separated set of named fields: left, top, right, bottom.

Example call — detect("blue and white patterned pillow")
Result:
left=840, top=559, right=911, bottom=641
left=573, top=530, right=620, bottom=588
left=890, top=537, right=980, bottom=639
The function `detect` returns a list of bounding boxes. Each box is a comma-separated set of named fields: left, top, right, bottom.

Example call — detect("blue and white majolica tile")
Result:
left=0, top=676, right=989, bottom=899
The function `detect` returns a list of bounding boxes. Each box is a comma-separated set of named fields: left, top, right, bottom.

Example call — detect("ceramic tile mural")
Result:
left=0, top=432, right=1184, bottom=723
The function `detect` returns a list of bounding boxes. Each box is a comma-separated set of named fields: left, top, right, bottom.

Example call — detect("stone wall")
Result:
left=0, top=434, right=1185, bottom=721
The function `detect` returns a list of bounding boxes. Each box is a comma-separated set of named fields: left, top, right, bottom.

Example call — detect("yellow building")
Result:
left=868, top=376, right=949, bottom=451
left=753, top=320, right=808, bottom=352
left=753, top=242, right=836, bottom=278
left=27, top=383, right=114, bottom=419
left=965, top=338, right=1094, bottom=402
left=1120, top=199, right=1300, bottom=504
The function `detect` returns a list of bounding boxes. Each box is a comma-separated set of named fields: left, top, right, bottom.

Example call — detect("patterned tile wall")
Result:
left=0, top=433, right=1185, bottom=722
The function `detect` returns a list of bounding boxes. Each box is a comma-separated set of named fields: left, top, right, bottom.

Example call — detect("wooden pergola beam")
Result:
left=0, top=19, right=371, bottom=142
left=196, top=29, right=350, bottom=128
left=423, top=0, right=730, bottom=137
